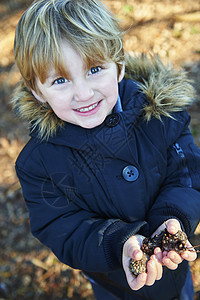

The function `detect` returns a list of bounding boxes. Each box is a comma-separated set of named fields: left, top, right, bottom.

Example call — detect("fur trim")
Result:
left=125, top=53, right=196, bottom=121
left=11, top=82, right=65, bottom=140
left=11, top=54, right=196, bottom=140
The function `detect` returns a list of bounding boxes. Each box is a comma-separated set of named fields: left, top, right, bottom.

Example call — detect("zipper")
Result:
left=173, top=143, right=192, bottom=187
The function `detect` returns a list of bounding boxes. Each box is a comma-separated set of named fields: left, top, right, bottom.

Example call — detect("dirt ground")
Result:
left=0, top=0, right=200, bottom=299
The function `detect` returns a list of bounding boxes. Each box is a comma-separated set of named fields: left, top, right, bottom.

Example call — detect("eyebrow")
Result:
left=45, top=69, right=71, bottom=83
left=44, top=60, right=107, bottom=84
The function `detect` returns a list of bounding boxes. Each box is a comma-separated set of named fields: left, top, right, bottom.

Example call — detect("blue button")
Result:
left=122, top=166, right=139, bottom=182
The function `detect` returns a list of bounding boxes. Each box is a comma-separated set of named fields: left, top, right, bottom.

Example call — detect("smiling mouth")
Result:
left=75, top=101, right=100, bottom=113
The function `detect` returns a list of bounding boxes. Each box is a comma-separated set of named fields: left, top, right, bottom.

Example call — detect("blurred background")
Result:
left=0, top=0, right=200, bottom=299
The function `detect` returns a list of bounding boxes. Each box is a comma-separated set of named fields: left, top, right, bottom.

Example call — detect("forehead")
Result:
left=44, top=40, right=109, bottom=80
left=59, top=40, right=83, bottom=63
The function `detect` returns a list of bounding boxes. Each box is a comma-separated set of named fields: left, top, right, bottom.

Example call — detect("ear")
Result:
left=118, top=61, right=125, bottom=83
left=31, top=89, right=46, bottom=103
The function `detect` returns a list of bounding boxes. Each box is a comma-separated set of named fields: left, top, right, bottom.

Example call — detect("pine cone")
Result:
left=129, top=228, right=188, bottom=276
left=129, top=253, right=149, bottom=275
left=161, top=229, right=187, bottom=254
left=142, top=231, right=165, bottom=256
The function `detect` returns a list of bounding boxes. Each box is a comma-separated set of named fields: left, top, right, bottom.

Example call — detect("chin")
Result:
left=80, top=118, right=105, bottom=129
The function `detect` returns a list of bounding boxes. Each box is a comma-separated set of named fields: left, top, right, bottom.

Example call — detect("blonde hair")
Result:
left=14, top=0, right=124, bottom=90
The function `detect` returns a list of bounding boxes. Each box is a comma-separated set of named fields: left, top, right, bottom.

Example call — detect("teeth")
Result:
left=76, top=102, right=98, bottom=112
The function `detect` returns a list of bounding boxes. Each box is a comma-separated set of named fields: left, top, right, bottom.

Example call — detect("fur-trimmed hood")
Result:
left=11, top=54, right=196, bottom=140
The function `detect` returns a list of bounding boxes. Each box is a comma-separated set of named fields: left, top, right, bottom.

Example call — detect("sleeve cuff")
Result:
left=103, top=220, right=149, bottom=269
left=147, top=207, right=191, bottom=236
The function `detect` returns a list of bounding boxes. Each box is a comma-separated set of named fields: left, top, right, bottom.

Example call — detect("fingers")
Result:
left=126, top=258, right=162, bottom=290
left=145, top=255, right=162, bottom=286
left=126, top=243, right=143, bottom=260
left=163, top=256, right=178, bottom=270
left=182, top=248, right=197, bottom=262
left=162, top=250, right=182, bottom=270
left=144, top=260, right=155, bottom=286
left=165, top=219, right=181, bottom=234
left=131, top=249, right=163, bottom=289
left=182, top=241, right=197, bottom=261
left=168, top=251, right=183, bottom=265
left=162, top=247, right=197, bottom=270
left=151, top=218, right=181, bottom=238
left=154, top=248, right=163, bottom=279
left=123, top=239, right=163, bottom=290
left=154, top=247, right=162, bottom=260
left=162, top=249, right=185, bottom=270
left=162, top=239, right=197, bottom=270
left=122, top=235, right=147, bottom=291
left=133, top=249, right=143, bottom=260
left=126, top=272, right=147, bottom=291
left=124, top=235, right=144, bottom=256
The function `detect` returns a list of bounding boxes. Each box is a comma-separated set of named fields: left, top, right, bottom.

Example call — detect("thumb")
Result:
left=165, top=219, right=181, bottom=235
left=125, top=235, right=144, bottom=260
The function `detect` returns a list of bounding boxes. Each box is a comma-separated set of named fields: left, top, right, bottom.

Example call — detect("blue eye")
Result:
left=89, top=66, right=102, bottom=75
left=54, top=77, right=67, bottom=85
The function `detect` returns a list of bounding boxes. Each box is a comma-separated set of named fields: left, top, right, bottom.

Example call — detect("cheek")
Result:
left=104, top=79, right=119, bottom=100
left=51, top=102, right=70, bottom=113
left=47, top=99, right=71, bottom=119
left=47, top=93, right=70, bottom=108
left=49, top=104, right=71, bottom=122
left=100, top=76, right=118, bottom=94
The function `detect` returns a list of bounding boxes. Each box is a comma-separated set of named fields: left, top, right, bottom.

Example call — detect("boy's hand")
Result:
left=153, top=219, right=197, bottom=270
left=122, top=234, right=162, bottom=290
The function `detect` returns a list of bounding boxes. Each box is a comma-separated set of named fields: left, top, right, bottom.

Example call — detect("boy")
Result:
left=12, top=0, right=200, bottom=299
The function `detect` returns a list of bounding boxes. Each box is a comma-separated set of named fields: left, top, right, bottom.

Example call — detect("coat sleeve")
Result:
left=16, top=158, right=148, bottom=272
left=147, top=111, right=200, bottom=237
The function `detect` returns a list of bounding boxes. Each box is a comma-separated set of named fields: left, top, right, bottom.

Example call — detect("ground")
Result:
left=0, top=0, right=200, bottom=299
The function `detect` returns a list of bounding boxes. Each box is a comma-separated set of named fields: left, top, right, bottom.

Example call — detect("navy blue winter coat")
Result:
left=14, top=55, right=200, bottom=299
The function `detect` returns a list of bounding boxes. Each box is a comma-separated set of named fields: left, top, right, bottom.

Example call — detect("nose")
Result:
left=73, top=80, right=94, bottom=102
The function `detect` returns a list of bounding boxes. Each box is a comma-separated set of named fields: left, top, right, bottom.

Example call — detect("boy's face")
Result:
left=32, top=40, right=124, bottom=129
